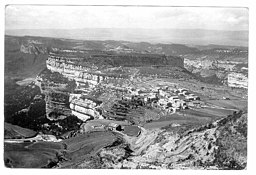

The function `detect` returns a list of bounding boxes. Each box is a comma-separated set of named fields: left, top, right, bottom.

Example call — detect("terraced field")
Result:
left=206, top=99, right=248, bottom=110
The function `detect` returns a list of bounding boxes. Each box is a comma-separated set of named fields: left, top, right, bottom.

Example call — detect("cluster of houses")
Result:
left=124, top=86, right=201, bottom=113
left=62, top=80, right=202, bottom=126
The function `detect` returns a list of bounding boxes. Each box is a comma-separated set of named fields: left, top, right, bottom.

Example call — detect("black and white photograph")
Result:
left=2, top=0, right=253, bottom=171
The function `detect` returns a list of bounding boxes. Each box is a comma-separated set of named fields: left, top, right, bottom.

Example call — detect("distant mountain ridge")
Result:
left=5, top=28, right=248, bottom=47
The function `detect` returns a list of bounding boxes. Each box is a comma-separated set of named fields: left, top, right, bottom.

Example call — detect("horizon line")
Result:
left=5, top=28, right=249, bottom=32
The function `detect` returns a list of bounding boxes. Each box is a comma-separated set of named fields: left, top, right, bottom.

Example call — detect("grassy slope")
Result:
left=4, top=141, right=64, bottom=168
left=4, top=122, right=37, bottom=139
left=5, top=50, right=47, bottom=80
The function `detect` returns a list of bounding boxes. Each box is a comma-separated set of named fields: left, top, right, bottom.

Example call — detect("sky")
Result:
left=5, top=5, right=248, bottom=31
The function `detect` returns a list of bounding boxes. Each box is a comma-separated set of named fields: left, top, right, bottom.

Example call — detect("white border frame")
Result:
left=1, top=1, right=255, bottom=175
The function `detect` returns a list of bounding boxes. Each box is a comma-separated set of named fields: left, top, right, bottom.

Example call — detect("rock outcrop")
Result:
left=20, top=43, right=48, bottom=55
left=69, top=95, right=103, bottom=121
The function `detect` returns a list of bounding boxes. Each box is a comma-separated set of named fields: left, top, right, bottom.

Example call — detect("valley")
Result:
left=4, top=35, right=248, bottom=169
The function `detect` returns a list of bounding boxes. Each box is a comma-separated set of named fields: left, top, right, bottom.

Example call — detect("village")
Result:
left=68, top=79, right=202, bottom=125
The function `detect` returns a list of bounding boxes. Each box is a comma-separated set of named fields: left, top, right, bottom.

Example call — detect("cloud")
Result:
left=5, top=5, right=248, bottom=31
left=153, top=8, right=185, bottom=19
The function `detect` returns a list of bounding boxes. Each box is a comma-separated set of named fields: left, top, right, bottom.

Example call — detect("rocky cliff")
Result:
left=20, top=43, right=48, bottom=55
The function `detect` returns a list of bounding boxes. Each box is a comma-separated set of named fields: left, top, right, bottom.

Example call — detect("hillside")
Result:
left=5, top=36, right=48, bottom=80
left=4, top=122, right=37, bottom=139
